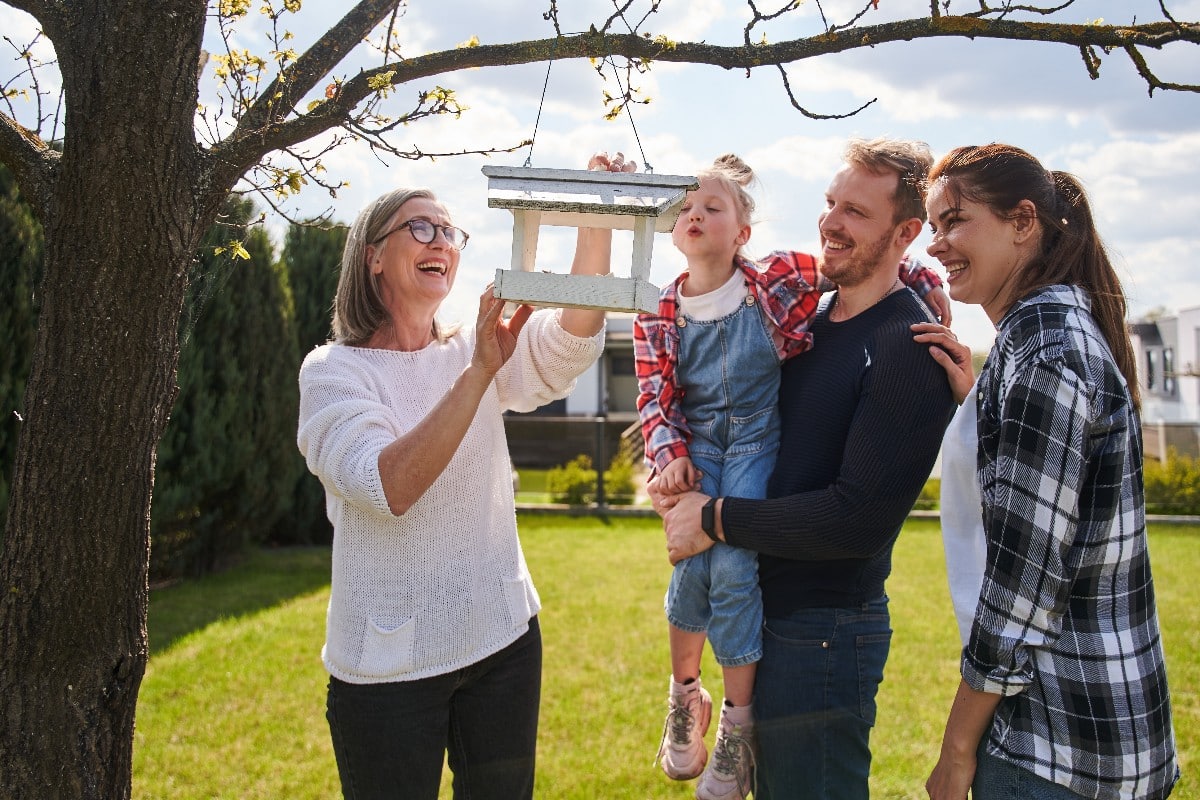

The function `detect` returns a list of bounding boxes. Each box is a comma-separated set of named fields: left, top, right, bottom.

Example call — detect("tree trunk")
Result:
left=0, top=2, right=217, bottom=797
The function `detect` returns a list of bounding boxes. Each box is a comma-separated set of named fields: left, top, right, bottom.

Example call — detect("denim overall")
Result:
left=664, top=293, right=781, bottom=666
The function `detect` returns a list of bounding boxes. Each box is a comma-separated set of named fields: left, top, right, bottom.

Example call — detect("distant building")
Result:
left=504, top=313, right=641, bottom=469
left=509, top=307, right=1200, bottom=469
left=1129, top=305, right=1200, bottom=460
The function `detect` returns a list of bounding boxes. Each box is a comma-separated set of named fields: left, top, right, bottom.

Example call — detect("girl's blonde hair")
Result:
left=696, top=153, right=757, bottom=229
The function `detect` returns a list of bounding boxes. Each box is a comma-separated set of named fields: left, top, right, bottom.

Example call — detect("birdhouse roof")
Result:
left=483, top=165, right=697, bottom=232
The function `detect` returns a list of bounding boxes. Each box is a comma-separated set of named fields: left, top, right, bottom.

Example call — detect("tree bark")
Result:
left=0, top=2, right=216, bottom=797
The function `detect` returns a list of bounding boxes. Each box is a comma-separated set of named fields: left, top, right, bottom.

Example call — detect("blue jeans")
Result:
left=974, top=740, right=1088, bottom=800
left=753, top=599, right=892, bottom=800
left=664, top=440, right=772, bottom=666
left=326, top=618, right=542, bottom=800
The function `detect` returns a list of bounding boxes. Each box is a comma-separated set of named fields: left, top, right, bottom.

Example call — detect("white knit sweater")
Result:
left=298, top=309, right=603, bottom=683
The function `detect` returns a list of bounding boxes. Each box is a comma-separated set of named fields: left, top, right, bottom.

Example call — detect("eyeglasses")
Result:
left=372, top=218, right=469, bottom=250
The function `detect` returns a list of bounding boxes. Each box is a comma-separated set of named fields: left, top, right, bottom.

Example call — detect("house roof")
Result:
left=1130, top=321, right=1163, bottom=346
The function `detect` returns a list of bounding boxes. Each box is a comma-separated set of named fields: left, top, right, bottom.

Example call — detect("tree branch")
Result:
left=0, top=112, right=56, bottom=219
left=776, top=63, right=877, bottom=119
left=207, top=14, right=1199, bottom=194
left=229, top=0, right=405, bottom=144
left=1123, top=42, right=1200, bottom=94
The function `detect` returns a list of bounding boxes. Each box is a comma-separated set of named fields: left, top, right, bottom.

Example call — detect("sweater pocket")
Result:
left=357, top=615, right=415, bottom=678
left=504, top=576, right=539, bottom=629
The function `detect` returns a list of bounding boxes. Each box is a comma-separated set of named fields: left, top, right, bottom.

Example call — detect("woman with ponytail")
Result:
left=913, top=144, right=1179, bottom=800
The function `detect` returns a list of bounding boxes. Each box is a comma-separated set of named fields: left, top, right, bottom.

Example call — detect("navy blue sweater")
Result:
left=722, top=288, right=955, bottom=616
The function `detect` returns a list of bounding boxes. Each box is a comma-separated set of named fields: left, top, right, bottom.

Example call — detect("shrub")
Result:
left=913, top=477, right=940, bottom=511
left=546, top=450, right=640, bottom=505
left=1144, top=448, right=1200, bottom=516
left=547, top=455, right=598, bottom=505
left=602, top=450, right=638, bottom=505
left=151, top=197, right=300, bottom=578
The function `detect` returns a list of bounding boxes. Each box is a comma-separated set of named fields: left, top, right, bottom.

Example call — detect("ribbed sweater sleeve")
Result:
left=722, top=291, right=954, bottom=563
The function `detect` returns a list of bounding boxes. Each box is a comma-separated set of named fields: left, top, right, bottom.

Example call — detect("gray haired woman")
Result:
left=298, top=152, right=632, bottom=799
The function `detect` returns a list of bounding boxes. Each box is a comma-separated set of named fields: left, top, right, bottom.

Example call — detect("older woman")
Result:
left=913, top=144, right=1179, bottom=800
left=297, top=153, right=631, bottom=799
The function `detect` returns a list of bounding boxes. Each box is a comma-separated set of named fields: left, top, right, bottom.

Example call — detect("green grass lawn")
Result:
left=135, top=518, right=1198, bottom=799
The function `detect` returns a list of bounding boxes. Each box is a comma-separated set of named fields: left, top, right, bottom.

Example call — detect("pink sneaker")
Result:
left=655, top=677, right=713, bottom=780
left=695, top=705, right=755, bottom=800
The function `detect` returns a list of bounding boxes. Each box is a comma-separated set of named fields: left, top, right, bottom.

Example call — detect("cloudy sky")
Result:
left=3, top=0, right=1198, bottom=351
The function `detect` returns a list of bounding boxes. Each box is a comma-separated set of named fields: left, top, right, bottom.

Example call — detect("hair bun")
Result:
left=712, top=153, right=756, bottom=187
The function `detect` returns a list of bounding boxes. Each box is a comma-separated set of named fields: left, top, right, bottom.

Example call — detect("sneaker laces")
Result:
left=710, top=726, right=756, bottom=796
left=667, top=702, right=698, bottom=744
left=654, top=700, right=698, bottom=765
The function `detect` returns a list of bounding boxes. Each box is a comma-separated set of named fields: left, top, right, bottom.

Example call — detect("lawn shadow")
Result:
left=148, top=546, right=331, bottom=654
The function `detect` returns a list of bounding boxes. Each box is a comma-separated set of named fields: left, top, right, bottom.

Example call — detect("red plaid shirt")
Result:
left=634, top=252, right=941, bottom=472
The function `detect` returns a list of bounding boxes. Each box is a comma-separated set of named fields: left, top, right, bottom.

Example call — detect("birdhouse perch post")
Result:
left=483, top=165, right=698, bottom=314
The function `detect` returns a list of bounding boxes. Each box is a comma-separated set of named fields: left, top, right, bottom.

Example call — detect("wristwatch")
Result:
left=701, top=497, right=720, bottom=543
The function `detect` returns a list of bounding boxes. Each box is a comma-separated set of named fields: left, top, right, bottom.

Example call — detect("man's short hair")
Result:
left=843, top=138, right=933, bottom=223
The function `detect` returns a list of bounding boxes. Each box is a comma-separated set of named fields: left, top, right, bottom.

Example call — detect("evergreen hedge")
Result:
left=150, top=198, right=301, bottom=577
left=273, top=222, right=346, bottom=547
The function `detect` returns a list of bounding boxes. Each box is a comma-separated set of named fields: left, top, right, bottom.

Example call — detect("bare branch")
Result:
left=543, top=1, right=564, bottom=37
left=205, top=12, right=1199, bottom=202
left=1079, top=44, right=1102, bottom=80
left=380, top=2, right=404, bottom=66
left=599, top=0, right=641, bottom=35
left=1123, top=42, right=1200, bottom=94
left=745, top=1, right=804, bottom=47
left=1159, top=0, right=1182, bottom=28
left=231, top=0, right=405, bottom=143
left=776, top=64, right=877, bottom=120
left=604, top=0, right=660, bottom=36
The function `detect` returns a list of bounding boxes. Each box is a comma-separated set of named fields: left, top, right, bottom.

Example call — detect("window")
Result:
left=608, top=354, right=635, bottom=377
left=1163, top=348, right=1176, bottom=396
left=1146, top=349, right=1157, bottom=390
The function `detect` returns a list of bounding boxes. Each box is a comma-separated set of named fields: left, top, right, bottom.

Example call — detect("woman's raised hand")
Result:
left=588, top=150, right=637, bottom=173
left=472, top=286, right=533, bottom=376
left=912, top=322, right=974, bottom=405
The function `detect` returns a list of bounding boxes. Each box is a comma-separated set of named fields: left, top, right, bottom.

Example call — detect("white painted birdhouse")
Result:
left=482, top=165, right=698, bottom=314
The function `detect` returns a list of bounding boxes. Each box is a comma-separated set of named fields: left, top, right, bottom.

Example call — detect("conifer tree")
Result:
left=273, top=221, right=347, bottom=545
left=151, top=198, right=301, bottom=576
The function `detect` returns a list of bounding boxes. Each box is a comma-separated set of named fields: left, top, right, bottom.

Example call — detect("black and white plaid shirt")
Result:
left=965, top=285, right=1179, bottom=800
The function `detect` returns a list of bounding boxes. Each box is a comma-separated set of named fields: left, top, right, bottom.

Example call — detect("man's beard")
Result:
left=818, top=229, right=892, bottom=288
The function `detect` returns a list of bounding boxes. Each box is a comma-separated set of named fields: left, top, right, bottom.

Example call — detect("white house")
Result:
left=504, top=313, right=640, bottom=468
left=1129, top=305, right=1200, bottom=460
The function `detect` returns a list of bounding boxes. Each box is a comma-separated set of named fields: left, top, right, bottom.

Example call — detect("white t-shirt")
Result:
left=939, top=380, right=987, bottom=646
left=678, top=270, right=749, bottom=322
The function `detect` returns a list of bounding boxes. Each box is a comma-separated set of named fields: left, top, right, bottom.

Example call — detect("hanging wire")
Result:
left=608, top=58, right=653, bottom=173
left=523, top=58, right=554, bottom=167
left=523, top=35, right=655, bottom=171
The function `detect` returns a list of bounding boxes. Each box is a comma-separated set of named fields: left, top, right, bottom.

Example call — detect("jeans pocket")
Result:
left=727, top=407, right=780, bottom=457
left=855, top=631, right=892, bottom=726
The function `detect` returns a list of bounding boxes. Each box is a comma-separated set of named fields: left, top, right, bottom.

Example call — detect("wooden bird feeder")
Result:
left=483, top=165, right=698, bottom=314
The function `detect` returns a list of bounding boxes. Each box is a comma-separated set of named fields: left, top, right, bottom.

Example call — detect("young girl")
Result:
left=636, top=154, right=946, bottom=800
